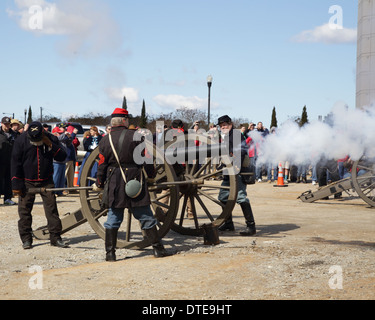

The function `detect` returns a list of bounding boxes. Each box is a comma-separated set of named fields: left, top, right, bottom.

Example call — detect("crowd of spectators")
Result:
left=1, top=115, right=349, bottom=206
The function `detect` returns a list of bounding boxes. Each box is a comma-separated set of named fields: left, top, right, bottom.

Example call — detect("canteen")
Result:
left=125, top=179, right=142, bottom=198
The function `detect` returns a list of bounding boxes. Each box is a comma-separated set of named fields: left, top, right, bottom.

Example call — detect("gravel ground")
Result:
left=0, top=181, right=374, bottom=300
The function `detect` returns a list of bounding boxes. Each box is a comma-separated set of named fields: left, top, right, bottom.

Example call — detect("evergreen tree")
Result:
left=27, top=105, right=33, bottom=124
left=299, top=105, right=309, bottom=127
left=122, top=96, right=128, bottom=110
left=139, top=100, right=148, bottom=128
left=270, top=106, right=278, bottom=128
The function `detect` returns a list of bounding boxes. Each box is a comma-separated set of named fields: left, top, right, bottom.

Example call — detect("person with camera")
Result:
left=217, top=115, right=257, bottom=236
left=11, top=122, right=69, bottom=249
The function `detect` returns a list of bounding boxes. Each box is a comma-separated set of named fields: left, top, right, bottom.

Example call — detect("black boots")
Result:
left=51, top=238, right=69, bottom=248
left=144, top=226, right=169, bottom=258
left=239, top=202, right=256, bottom=236
left=105, top=228, right=118, bottom=262
left=22, top=240, right=33, bottom=250
left=50, top=233, right=69, bottom=248
left=218, top=202, right=256, bottom=236
left=218, top=213, right=235, bottom=231
left=105, top=227, right=169, bottom=261
left=218, top=201, right=235, bottom=231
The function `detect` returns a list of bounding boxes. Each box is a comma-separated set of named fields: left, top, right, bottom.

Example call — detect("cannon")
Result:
left=33, top=133, right=240, bottom=249
left=298, top=157, right=375, bottom=207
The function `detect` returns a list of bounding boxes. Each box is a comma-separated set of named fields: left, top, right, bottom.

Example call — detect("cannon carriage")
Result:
left=33, top=133, right=240, bottom=249
left=299, top=156, right=375, bottom=207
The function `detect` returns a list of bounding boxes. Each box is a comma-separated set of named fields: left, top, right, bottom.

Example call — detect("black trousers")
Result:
left=316, top=158, right=340, bottom=187
left=0, top=163, right=13, bottom=200
left=18, top=179, right=62, bottom=243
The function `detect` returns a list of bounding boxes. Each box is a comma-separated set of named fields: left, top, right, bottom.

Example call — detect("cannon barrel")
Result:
left=28, top=186, right=93, bottom=194
left=164, top=143, right=229, bottom=163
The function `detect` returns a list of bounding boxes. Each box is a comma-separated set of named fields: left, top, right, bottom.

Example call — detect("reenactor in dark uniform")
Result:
left=95, top=108, right=169, bottom=262
left=11, top=122, right=68, bottom=249
left=0, top=116, right=17, bottom=205
left=216, top=115, right=257, bottom=236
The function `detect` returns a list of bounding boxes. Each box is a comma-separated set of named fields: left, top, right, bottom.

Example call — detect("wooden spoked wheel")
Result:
left=351, top=157, right=375, bottom=207
left=79, top=141, right=179, bottom=249
left=164, top=132, right=238, bottom=236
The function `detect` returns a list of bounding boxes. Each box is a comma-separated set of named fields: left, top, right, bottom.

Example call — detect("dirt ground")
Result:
left=0, top=179, right=374, bottom=301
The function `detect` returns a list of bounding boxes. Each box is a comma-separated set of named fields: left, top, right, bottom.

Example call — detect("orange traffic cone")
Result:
left=274, top=162, right=288, bottom=188
left=73, top=162, right=80, bottom=187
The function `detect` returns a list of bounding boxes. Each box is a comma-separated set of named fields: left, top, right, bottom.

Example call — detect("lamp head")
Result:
left=207, top=75, right=213, bottom=87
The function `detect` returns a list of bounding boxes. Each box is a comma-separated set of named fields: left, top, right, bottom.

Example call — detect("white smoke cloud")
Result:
left=251, top=104, right=375, bottom=166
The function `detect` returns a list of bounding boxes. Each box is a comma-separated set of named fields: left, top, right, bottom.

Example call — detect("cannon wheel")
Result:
left=164, top=133, right=238, bottom=236
left=351, top=157, right=375, bottom=207
left=79, top=141, right=179, bottom=250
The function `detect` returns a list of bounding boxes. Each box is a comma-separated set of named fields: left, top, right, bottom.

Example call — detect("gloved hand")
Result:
left=146, top=178, right=156, bottom=185
left=13, top=190, right=24, bottom=197
left=92, top=183, right=103, bottom=192
left=42, top=133, right=52, bottom=148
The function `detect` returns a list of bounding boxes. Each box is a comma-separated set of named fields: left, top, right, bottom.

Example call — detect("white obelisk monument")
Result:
left=357, top=0, right=375, bottom=109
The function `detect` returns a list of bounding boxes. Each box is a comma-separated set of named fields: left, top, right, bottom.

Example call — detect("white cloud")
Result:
left=106, top=87, right=139, bottom=103
left=105, top=86, right=141, bottom=116
left=153, top=94, right=209, bottom=110
left=8, top=0, right=90, bottom=35
left=7, top=0, right=123, bottom=57
left=292, top=23, right=357, bottom=44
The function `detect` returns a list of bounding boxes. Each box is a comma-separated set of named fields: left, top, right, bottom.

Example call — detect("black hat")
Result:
left=217, top=115, right=232, bottom=125
left=1, top=117, right=11, bottom=124
left=171, top=119, right=184, bottom=129
left=27, top=122, right=44, bottom=142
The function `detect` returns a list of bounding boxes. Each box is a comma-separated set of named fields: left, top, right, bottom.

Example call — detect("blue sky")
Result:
left=1, top=0, right=358, bottom=126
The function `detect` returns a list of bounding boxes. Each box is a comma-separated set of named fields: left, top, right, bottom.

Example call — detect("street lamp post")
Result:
left=207, top=75, right=213, bottom=127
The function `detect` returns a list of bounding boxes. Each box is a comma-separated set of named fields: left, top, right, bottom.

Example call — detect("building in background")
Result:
left=357, top=0, right=375, bottom=109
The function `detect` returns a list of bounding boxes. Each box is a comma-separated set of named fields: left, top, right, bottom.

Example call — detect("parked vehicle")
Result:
left=78, top=125, right=107, bottom=161
left=45, top=122, right=107, bottom=161
left=82, top=126, right=106, bottom=136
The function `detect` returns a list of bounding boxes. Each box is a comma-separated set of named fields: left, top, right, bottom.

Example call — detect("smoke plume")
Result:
left=250, top=105, right=375, bottom=166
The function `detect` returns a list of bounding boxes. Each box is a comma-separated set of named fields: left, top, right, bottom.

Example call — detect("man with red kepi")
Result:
left=94, top=108, right=170, bottom=262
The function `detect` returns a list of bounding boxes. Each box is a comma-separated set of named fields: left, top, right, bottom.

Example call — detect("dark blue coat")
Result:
left=11, top=132, right=67, bottom=191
